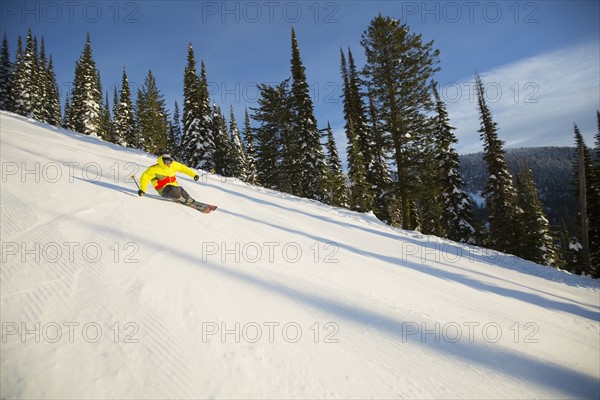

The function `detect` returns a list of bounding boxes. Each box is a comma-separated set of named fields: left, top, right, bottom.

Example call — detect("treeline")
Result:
left=461, top=147, right=578, bottom=229
left=0, top=17, right=598, bottom=277
left=570, top=119, right=600, bottom=275
left=473, top=74, right=599, bottom=275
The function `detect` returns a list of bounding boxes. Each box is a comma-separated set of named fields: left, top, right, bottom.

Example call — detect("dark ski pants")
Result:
left=161, top=185, right=191, bottom=202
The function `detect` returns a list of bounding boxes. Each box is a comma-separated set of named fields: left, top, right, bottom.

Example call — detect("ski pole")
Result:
left=131, top=175, right=141, bottom=191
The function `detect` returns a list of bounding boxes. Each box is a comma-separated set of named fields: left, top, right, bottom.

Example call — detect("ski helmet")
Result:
left=161, top=154, right=173, bottom=164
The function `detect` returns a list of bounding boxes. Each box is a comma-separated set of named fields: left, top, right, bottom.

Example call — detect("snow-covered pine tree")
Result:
left=591, top=111, right=600, bottom=276
left=98, top=91, right=113, bottom=141
left=253, top=81, right=290, bottom=191
left=346, top=49, right=376, bottom=189
left=111, top=87, right=119, bottom=142
left=181, top=48, right=215, bottom=171
left=165, top=115, right=178, bottom=158
left=596, top=111, right=600, bottom=161
left=476, top=74, right=518, bottom=253
left=112, top=86, right=119, bottom=119
left=228, top=106, right=248, bottom=180
left=0, top=32, right=12, bottom=111
left=181, top=43, right=202, bottom=165
left=62, top=93, right=71, bottom=129
left=415, top=124, right=446, bottom=236
left=242, top=108, right=259, bottom=185
left=558, top=221, right=580, bottom=271
left=70, top=34, right=103, bottom=136
left=212, top=105, right=230, bottom=176
left=289, top=28, right=326, bottom=201
left=340, top=48, right=374, bottom=212
left=27, top=34, right=44, bottom=120
left=32, top=36, right=46, bottom=122
left=360, top=15, right=440, bottom=230
left=514, top=163, right=558, bottom=266
left=196, top=62, right=215, bottom=171
left=323, top=122, right=349, bottom=208
left=366, top=93, right=398, bottom=225
left=113, top=68, right=136, bottom=147
left=431, top=83, right=477, bottom=244
left=168, top=101, right=183, bottom=159
left=12, top=30, right=39, bottom=118
left=135, top=70, right=169, bottom=155
left=347, top=118, right=373, bottom=212
left=10, top=36, right=24, bottom=114
left=94, top=71, right=109, bottom=138
left=572, top=124, right=596, bottom=275
left=44, top=56, right=62, bottom=126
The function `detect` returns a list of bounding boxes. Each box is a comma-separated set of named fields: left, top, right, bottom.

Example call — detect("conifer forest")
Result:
left=1, top=17, right=598, bottom=277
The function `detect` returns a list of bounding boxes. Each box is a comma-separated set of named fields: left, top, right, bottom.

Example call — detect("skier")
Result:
left=137, top=154, right=200, bottom=205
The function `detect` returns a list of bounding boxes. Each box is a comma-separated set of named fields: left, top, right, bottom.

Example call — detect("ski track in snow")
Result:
left=1, top=111, right=599, bottom=399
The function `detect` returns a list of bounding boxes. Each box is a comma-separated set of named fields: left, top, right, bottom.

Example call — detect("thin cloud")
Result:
left=446, top=41, right=600, bottom=154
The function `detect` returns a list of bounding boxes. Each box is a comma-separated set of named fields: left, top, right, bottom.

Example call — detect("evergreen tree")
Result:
left=341, top=48, right=374, bottom=192
left=168, top=101, right=183, bottom=159
left=181, top=48, right=214, bottom=171
left=347, top=118, right=373, bottom=212
left=10, top=33, right=61, bottom=126
left=323, top=122, right=349, bottom=208
left=596, top=111, right=600, bottom=161
left=44, top=56, right=62, bottom=126
left=0, top=32, right=12, bottom=111
left=212, top=105, right=230, bottom=175
left=136, top=70, right=169, bottom=155
left=572, top=125, right=596, bottom=275
left=411, top=85, right=446, bottom=236
left=165, top=113, right=178, bottom=158
left=62, top=93, right=71, bottom=129
left=243, top=108, right=259, bottom=185
left=418, top=126, right=446, bottom=237
left=558, top=221, right=580, bottom=271
left=112, top=86, right=119, bottom=135
left=514, top=163, right=558, bottom=266
left=289, top=28, right=326, bottom=200
left=591, top=112, right=600, bottom=276
left=12, top=30, right=38, bottom=117
left=10, top=36, right=23, bottom=114
left=228, top=106, right=248, bottom=180
left=341, top=51, right=360, bottom=203
left=431, top=83, right=477, bottom=243
left=341, top=48, right=376, bottom=212
left=196, top=61, right=215, bottom=171
left=113, top=68, right=136, bottom=146
left=32, top=36, right=45, bottom=121
left=181, top=43, right=202, bottom=164
left=361, top=15, right=440, bottom=229
left=367, top=93, right=398, bottom=225
left=98, top=91, right=113, bottom=141
left=70, top=34, right=103, bottom=136
left=347, top=49, right=372, bottom=170
left=253, top=81, right=290, bottom=191
left=476, top=74, right=518, bottom=253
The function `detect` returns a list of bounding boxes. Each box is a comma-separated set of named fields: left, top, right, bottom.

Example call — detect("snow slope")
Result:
left=1, top=111, right=599, bottom=399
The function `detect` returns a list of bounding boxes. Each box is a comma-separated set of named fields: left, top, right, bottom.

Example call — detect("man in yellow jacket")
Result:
left=138, top=154, right=200, bottom=205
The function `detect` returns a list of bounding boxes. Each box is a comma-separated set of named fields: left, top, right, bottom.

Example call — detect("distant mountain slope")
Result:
left=460, top=147, right=577, bottom=228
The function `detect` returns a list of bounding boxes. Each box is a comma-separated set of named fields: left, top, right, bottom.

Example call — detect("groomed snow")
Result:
left=1, top=111, right=599, bottom=399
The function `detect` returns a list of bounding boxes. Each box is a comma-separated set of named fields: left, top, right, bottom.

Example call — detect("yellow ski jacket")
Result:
left=139, top=155, right=197, bottom=195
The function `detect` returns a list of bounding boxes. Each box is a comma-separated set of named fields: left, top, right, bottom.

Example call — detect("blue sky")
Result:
left=2, top=0, right=599, bottom=162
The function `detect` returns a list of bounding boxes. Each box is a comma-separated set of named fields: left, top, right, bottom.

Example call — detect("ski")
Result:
left=182, top=200, right=218, bottom=214
left=150, top=197, right=218, bottom=214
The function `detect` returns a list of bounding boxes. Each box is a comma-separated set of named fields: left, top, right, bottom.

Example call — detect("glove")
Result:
left=194, top=175, right=199, bottom=181
left=138, top=190, right=145, bottom=197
